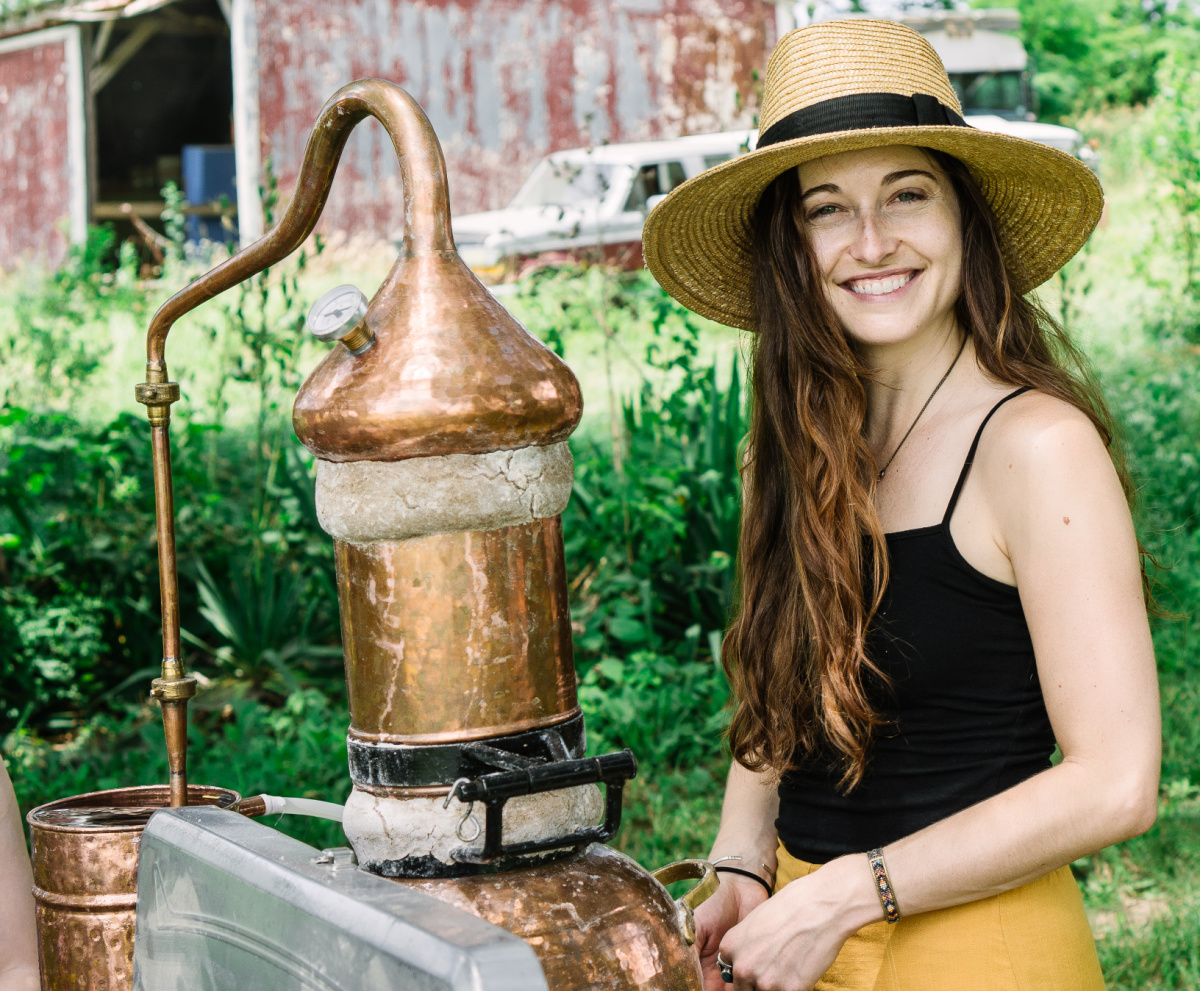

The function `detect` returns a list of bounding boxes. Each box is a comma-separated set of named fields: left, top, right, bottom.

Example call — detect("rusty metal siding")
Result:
left=252, top=0, right=768, bottom=241
left=0, top=25, right=85, bottom=269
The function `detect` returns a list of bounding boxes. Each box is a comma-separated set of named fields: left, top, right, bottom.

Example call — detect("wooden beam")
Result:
left=89, top=16, right=157, bottom=92
left=91, top=17, right=112, bottom=60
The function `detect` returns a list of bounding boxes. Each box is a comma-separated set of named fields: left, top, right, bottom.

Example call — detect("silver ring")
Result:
left=717, top=951, right=734, bottom=984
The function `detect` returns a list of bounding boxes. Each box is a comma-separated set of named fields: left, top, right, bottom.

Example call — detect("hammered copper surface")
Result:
left=28, top=785, right=239, bottom=991
left=291, top=248, right=582, bottom=462
left=337, top=517, right=578, bottom=744
left=403, top=844, right=704, bottom=990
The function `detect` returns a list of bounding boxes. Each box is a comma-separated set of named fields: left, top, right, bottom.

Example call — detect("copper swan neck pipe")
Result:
left=145, top=78, right=454, bottom=371
left=135, top=78, right=453, bottom=806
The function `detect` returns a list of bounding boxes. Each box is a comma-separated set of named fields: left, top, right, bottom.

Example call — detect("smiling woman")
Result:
left=642, top=18, right=1159, bottom=991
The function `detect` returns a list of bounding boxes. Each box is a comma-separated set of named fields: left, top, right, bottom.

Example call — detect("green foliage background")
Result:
left=1014, top=0, right=1197, bottom=122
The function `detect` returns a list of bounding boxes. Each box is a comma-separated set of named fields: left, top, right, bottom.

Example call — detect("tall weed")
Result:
left=0, top=227, right=142, bottom=409
left=1145, top=38, right=1200, bottom=312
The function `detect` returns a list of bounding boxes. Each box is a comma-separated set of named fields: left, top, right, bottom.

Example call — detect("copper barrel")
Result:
left=27, top=784, right=239, bottom=991
left=337, top=518, right=578, bottom=743
left=408, top=845, right=708, bottom=989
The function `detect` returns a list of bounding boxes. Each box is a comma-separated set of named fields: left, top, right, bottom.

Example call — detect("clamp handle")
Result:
left=450, top=750, right=637, bottom=864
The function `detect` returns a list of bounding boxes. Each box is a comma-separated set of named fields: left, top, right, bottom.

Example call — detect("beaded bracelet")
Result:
left=867, top=847, right=900, bottom=923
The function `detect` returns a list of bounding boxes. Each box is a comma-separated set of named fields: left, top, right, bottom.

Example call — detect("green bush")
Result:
left=1016, top=0, right=1196, bottom=123
left=0, top=587, right=106, bottom=732
left=0, top=226, right=142, bottom=410
left=1144, top=39, right=1200, bottom=313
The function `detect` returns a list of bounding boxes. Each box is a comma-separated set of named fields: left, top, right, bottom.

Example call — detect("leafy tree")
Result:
left=1011, top=0, right=1196, bottom=121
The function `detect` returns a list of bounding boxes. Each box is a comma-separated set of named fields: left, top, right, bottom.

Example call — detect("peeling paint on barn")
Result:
left=0, top=25, right=86, bottom=268
left=0, top=0, right=771, bottom=266
left=240, top=0, right=770, bottom=241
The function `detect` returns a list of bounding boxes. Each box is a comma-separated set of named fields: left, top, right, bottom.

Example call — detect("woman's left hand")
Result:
left=718, top=855, right=881, bottom=991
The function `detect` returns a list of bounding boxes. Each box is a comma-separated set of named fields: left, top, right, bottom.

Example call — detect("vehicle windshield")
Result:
left=509, top=159, right=616, bottom=209
left=949, top=71, right=1029, bottom=117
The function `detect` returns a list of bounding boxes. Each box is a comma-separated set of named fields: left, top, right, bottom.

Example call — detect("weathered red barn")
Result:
left=0, top=0, right=780, bottom=268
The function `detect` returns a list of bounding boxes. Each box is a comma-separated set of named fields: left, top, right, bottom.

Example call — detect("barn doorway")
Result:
left=89, top=0, right=234, bottom=259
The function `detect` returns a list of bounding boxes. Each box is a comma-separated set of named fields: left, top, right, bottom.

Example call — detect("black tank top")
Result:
left=776, top=387, right=1055, bottom=863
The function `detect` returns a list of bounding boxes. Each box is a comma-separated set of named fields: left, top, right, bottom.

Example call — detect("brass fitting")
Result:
left=150, top=673, right=198, bottom=703
left=340, top=322, right=375, bottom=355
left=134, top=377, right=180, bottom=428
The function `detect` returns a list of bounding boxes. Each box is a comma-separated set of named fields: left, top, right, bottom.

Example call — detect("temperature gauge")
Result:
left=307, top=285, right=374, bottom=354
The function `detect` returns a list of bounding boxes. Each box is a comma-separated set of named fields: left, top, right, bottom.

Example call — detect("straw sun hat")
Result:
left=641, top=19, right=1103, bottom=331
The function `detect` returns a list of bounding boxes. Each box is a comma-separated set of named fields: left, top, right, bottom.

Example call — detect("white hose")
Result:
left=259, top=795, right=345, bottom=822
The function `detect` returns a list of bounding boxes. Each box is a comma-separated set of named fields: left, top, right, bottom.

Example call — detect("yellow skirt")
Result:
left=775, top=844, right=1105, bottom=991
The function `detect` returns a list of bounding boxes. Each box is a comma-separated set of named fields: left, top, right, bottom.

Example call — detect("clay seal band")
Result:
left=757, top=92, right=968, bottom=149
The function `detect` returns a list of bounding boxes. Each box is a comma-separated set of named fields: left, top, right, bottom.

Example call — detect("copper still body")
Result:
left=335, top=517, right=576, bottom=744
left=27, top=785, right=238, bottom=991
left=114, top=77, right=714, bottom=989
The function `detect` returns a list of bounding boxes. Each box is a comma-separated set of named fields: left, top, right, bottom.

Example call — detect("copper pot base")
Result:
left=397, top=843, right=704, bottom=990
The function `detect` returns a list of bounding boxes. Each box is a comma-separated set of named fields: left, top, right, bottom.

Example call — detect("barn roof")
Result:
left=0, top=0, right=195, bottom=39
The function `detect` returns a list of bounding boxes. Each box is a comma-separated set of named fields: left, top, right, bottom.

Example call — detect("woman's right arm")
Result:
left=695, top=761, right=780, bottom=990
left=0, top=761, right=38, bottom=991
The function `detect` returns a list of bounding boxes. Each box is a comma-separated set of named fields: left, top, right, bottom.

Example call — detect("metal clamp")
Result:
left=347, top=716, right=586, bottom=790
left=449, top=750, right=637, bottom=864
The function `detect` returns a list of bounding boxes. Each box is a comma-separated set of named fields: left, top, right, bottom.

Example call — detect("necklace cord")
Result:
left=876, top=335, right=968, bottom=481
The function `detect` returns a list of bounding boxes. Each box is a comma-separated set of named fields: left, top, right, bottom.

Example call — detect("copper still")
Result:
left=26, top=785, right=239, bottom=991
left=121, top=78, right=715, bottom=989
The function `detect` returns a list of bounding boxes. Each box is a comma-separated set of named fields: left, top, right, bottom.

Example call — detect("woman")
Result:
left=642, top=19, right=1160, bottom=991
left=0, top=761, right=38, bottom=991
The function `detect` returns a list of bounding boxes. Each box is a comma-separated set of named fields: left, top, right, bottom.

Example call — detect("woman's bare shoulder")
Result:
left=978, top=388, right=1122, bottom=514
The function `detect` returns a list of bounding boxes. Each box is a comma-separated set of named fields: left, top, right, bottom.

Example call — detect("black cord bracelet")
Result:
left=714, top=865, right=773, bottom=896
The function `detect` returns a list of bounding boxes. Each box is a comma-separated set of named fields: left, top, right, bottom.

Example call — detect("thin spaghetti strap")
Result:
left=942, top=386, right=1034, bottom=526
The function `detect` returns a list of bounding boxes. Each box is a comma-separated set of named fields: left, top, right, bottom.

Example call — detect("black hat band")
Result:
left=756, top=92, right=968, bottom=149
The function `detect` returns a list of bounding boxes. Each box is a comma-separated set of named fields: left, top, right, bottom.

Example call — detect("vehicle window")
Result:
left=624, top=161, right=687, bottom=212
left=948, top=71, right=1028, bottom=116
left=703, top=154, right=731, bottom=169
left=509, top=160, right=616, bottom=208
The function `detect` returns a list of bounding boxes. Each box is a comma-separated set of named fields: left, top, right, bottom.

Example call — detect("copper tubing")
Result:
left=142, top=393, right=195, bottom=807
left=231, top=795, right=267, bottom=817
left=159, top=699, right=189, bottom=809
left=135, top=370, right=195, bottom=807
left=149, top=422, right=180, bottom=665
left=136, top=79, right=450, bottom=807
left=143, top=78, right=453, bottom=375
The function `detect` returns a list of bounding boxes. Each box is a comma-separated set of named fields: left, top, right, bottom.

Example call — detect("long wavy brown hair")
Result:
left=724, top=149, right=1129, bottom=789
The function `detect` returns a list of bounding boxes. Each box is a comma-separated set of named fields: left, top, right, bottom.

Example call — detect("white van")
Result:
left=446, top=130, right=755, bottom=279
